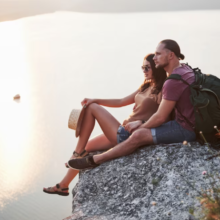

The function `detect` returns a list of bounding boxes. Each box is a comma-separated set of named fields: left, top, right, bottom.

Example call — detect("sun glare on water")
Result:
left=0, top=20, right=35, bottom=208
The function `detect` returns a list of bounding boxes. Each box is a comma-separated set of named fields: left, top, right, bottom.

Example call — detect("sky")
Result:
left=0, top=0, right=220, bottom=22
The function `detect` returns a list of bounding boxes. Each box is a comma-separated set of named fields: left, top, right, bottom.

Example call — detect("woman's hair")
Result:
left=160, top=39, right=185, bottom=60
left=139, top=54, right=167, bottom=94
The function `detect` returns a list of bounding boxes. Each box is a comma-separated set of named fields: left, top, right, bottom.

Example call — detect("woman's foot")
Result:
left=43, top=183, right=69, bottom=196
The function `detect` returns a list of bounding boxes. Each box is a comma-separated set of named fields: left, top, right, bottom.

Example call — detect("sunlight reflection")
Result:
left=0, top=20, right=35, bottom=208
left=0, top=20, right=29, bottom=102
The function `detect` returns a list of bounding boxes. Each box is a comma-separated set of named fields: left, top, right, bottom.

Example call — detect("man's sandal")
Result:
left=65, top=150, right=87, bottom=168
left=43, top=184, right=69, bottom=196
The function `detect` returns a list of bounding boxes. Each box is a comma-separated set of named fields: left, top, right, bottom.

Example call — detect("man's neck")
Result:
left=165, top=60, right=181, bottom=77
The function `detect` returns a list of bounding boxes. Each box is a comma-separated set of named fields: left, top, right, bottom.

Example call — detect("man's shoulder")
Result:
left=162, top=78, right=181, bottom=97
left=163, top=76, right=183, bottom=88
left=163, top=64, right=195, bottom=89
left=172, top=64, right=194, bottom=76
left=171, top=64, right=195, bottom=84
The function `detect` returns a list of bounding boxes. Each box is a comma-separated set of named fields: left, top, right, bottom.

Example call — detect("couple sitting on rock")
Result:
left=43, top=39, right=196, bottom=196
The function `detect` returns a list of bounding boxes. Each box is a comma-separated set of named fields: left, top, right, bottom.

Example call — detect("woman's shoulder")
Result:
left=139, top=86, right=152, bottom=94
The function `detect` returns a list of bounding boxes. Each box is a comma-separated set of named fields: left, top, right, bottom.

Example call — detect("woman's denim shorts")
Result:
left=151, top=120, right=196, bottom=144
left=117, top=125, right=131, bottom=144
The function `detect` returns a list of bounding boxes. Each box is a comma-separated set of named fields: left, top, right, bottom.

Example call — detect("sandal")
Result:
left=43, top=184, right=69, bottom=196
left=65, top=150, right=87, bottom=168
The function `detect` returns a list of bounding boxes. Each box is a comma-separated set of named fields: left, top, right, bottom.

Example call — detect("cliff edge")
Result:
left=69, top=142, right=220, bottom=220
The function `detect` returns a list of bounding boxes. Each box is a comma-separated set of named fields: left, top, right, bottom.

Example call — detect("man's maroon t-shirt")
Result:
left=162, top=64, right=195, bottom=131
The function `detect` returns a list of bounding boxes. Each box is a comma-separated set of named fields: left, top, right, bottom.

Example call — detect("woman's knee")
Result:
left=86, top=103, right=100, bottom=112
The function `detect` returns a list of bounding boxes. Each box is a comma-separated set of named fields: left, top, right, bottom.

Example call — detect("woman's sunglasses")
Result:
left=141, top=66, right=150, bottom=72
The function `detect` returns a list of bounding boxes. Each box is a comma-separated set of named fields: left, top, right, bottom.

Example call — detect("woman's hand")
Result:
left=124, top=121, right=142, bottom=133
left=81, top=98, right=96, bottom=107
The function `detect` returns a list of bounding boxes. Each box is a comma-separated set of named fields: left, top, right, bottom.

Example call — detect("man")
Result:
left=68, top=39, right=196, bottom=170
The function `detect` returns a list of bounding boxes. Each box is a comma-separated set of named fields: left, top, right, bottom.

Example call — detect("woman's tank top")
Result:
left=123, top=86, right=162, bottom=125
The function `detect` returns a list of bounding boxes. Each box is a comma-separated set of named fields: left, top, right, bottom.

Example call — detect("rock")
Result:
left=70, top=142, right=220, bottom=220
left=13, top=94, right=20, bottom=99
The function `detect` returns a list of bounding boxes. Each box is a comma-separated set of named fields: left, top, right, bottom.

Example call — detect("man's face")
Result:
left=153, top=43, right=170, bottom=69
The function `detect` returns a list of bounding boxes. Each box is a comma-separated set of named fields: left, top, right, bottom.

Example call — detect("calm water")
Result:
left=0, top=10, right=220, bottom=220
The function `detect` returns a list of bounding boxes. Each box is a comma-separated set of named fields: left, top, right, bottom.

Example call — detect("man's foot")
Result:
left=65, top=150, right=87, bottom=168
left=65, top=154, right=77, bottom=168
left=43, top=184, right=69, bottom=196
left=67, top=156, right=99, bottom=170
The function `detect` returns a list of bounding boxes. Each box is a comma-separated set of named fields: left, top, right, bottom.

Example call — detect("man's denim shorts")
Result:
left=151, top=120, right=196, bottom=144
left=117, top=125, right=131, bottom=144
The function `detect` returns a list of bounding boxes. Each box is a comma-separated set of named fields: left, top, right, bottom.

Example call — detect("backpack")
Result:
left=166, top=64, right=220, bottom=148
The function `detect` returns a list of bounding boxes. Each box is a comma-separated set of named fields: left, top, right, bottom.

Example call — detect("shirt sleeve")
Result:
left=162, top=79, right=188, bottom=101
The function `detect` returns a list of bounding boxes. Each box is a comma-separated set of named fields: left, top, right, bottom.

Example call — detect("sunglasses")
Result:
left=141, top=65, right=150, bottom=72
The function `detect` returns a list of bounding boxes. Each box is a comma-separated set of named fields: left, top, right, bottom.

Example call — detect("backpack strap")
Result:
left=165, top=74, right=195, bottom=131
left=165, top=74, right=190, bottom=86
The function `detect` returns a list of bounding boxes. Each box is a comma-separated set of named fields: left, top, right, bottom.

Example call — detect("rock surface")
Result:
left=70, top=142, right=220, bottom=220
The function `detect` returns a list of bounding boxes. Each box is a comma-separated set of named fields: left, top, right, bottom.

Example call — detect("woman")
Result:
left=43, top=53, right=167, bottom=196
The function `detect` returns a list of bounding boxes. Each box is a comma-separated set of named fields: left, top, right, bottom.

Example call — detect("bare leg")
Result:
left=74, top=103, right=120, bottom=155
left=44, top=134, right=115, bottom=193
left=93, top=128, right=154, bottom=164
left=44, top=104, right=121, bottom=193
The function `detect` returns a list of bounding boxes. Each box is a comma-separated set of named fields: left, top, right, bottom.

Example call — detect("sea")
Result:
left=0, top=9, right=220, bottom=220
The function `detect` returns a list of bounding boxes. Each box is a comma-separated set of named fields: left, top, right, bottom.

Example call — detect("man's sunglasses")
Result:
left=141, top=66, right=150, bottom=72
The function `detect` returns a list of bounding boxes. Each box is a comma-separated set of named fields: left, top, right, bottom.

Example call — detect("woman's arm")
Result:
left=81, top=90, right=139, bottom=108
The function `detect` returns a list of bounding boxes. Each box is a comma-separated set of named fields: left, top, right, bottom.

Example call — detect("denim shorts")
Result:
left=117, top=125, right=131, bottom=144
left=151, top=120, right=196, bottom=144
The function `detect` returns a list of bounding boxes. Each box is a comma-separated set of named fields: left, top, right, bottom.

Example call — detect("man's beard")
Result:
left=155, top=59, right=169, bottom=69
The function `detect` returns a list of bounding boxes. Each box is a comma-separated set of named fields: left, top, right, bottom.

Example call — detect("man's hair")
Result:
left=160, top=39, right=185, bottom=60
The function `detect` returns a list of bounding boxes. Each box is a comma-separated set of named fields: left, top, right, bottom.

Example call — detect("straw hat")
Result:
left=68, top=105, right=87, bottom=137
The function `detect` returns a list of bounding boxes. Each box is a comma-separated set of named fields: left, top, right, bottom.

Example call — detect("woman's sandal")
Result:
left=43, top=184, right=69, bottom=196
left=65, top=150, right=87, bottom=168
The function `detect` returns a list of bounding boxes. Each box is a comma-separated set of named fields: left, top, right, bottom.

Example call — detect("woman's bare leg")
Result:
left=64, top=103, right=121, bottom=166
left=73, top=103, right=120, bottom=155
left=44, top=134, right=115, bottom=192
left=43, top=104, right=120, bottom=193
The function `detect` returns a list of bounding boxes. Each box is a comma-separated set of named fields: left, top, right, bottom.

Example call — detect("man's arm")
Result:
left=140, top=99, right=176, bottom=129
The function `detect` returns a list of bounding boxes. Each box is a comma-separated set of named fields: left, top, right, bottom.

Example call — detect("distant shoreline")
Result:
left=0, top=0, right=220, bottom=22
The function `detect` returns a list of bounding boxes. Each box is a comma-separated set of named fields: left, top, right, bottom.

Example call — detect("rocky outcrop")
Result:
left=70, top=142, right=220, bottom=220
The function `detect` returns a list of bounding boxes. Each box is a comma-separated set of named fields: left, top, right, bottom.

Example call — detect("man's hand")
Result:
left=124, top=121, right=142, bottom=133
left=140, top=99, right=176, bottom=129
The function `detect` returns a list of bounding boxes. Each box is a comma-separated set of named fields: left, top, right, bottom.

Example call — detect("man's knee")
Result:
left=129, top=128, right=153, bottom=146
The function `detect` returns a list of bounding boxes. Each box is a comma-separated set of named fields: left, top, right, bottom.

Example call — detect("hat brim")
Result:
left=75, top=105, right=87, bottom=137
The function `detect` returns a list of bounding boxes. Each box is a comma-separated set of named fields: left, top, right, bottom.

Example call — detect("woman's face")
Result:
left=142, top=60, right=154, bottom=81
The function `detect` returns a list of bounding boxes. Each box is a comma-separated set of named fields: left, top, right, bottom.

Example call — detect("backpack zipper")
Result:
left=200, top=88, right=220, bottom=106
left=198, top=99, right=209, bottom=109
